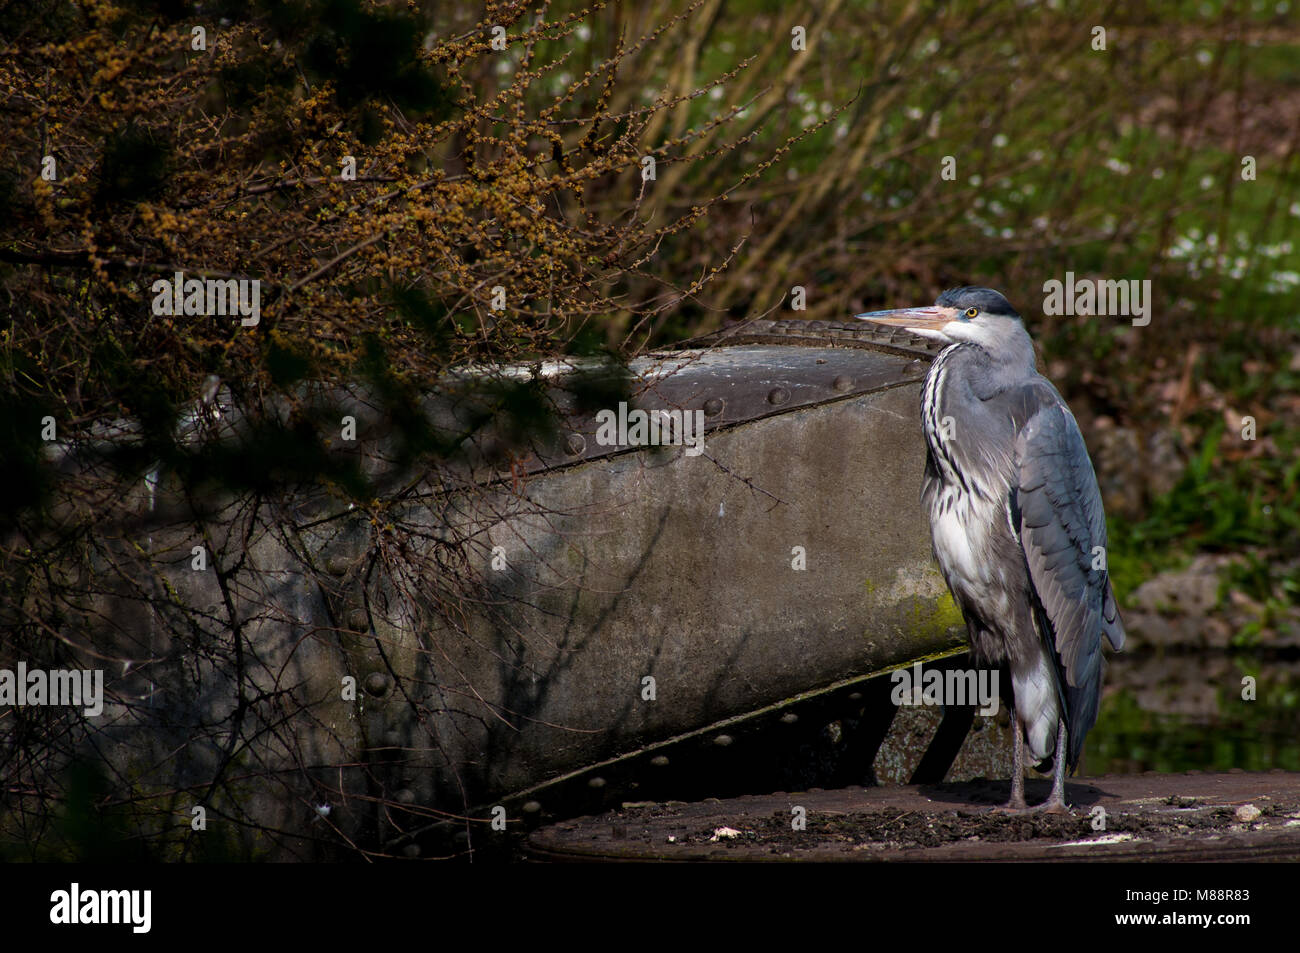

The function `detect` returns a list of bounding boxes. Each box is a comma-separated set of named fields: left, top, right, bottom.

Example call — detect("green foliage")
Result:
left=491, top=376, right=560, bottom=448
left=1, top=759, right=153, bottom=862
left=264, top=338, right=313, bottom=387
left=388, top=284, right=457, bottom=357
left=218, top=55, right=298, bottom=110
left=302, top=0, right=452, bottom=116
left=1115, top=420, right=1300, bottom=557
left=0, top=368, right=56, bottom=528
left=181, top=412, right=373, bottom=499
left=94, top=122, right=174, bottom=209
left=565, top=361, right=633, bottom=417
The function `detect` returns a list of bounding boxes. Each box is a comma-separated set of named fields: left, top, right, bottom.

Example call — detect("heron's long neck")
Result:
left=921, top=343, right=970, bottom=488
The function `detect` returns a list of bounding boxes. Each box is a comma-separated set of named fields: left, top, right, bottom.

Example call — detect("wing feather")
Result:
left=1013, top=384, right=1125, bottom=768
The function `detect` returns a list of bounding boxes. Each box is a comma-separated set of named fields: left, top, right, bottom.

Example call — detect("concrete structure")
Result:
left=11, top=321, right=1006, bottom=859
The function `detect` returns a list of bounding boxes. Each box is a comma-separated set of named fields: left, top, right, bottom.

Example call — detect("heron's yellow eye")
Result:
left=965, top=307, right=979, bottom=318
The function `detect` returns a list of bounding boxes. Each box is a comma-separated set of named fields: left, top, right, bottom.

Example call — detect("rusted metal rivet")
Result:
left=702, top=397, right=725, bottom=417
left=522, top=800, right=543, bottom=814
left=766, top=387, right=789, bottom=406
left=588, top=776, right=607, bottom=789
left=564, top=432, right=586, bottom=455
left=713, top=734, right=734, bottom=747
left=780, top=712, right=799, bottom=725
left=650, top=755, right=670, bottom=768
left=364, top=671, right=391, bottom=697
left=832, top=375, right=853, bottom=392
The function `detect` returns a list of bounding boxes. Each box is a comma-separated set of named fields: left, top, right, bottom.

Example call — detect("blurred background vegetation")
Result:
left=4, top=0, right=1297, bottom=589
left=2, top=0, right=1299, bottom=856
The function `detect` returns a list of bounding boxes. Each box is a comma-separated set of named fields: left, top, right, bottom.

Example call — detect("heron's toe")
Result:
left=989, top=802, right=1028, bottom=815
left=1027, top=800, right=1071, bottom=815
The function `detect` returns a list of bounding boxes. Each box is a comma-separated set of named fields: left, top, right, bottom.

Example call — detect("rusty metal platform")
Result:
left=523, top=771, right=1300, bottom=862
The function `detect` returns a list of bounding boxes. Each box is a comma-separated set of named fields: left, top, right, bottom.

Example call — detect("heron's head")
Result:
left=855, top=286, right=1028, bottom=354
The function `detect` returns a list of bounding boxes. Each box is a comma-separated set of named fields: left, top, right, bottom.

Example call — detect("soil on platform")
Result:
left=524, top=773, right=1300, bottom=861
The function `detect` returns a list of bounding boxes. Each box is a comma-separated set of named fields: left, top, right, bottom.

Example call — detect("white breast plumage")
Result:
left=930, top=484, right=1000, bottom=589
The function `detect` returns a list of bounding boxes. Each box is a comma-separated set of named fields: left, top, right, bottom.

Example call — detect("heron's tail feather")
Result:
left=1012, top=649, right=1060, bottom=764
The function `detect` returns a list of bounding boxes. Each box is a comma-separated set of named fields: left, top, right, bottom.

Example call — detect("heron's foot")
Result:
left=989, top=795, right=1071, bottom=815
left=989, top=799, right=1028, bottom=814
left=1026, top=798, right=1071, bottom=815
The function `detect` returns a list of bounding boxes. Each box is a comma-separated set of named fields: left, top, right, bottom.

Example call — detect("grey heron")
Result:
left=857, top=287, right=1125, bottom=812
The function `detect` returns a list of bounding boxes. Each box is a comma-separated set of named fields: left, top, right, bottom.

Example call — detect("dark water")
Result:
left=1087, top=652, right=1300, bottom=774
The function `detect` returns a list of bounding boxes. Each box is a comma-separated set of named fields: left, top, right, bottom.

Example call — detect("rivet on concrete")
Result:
left=364, top=671, right=391, bottom=697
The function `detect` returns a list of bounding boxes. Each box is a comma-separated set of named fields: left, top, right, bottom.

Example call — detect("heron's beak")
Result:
left=853, top=305, right=959, bottom=334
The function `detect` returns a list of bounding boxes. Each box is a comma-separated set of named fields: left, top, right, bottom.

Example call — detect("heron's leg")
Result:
left=1028, top=718, right=1070, bottom=814
left=992, top=711, right=1027, bottom=812
left=1009, top=714, right=1026, bottom=808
